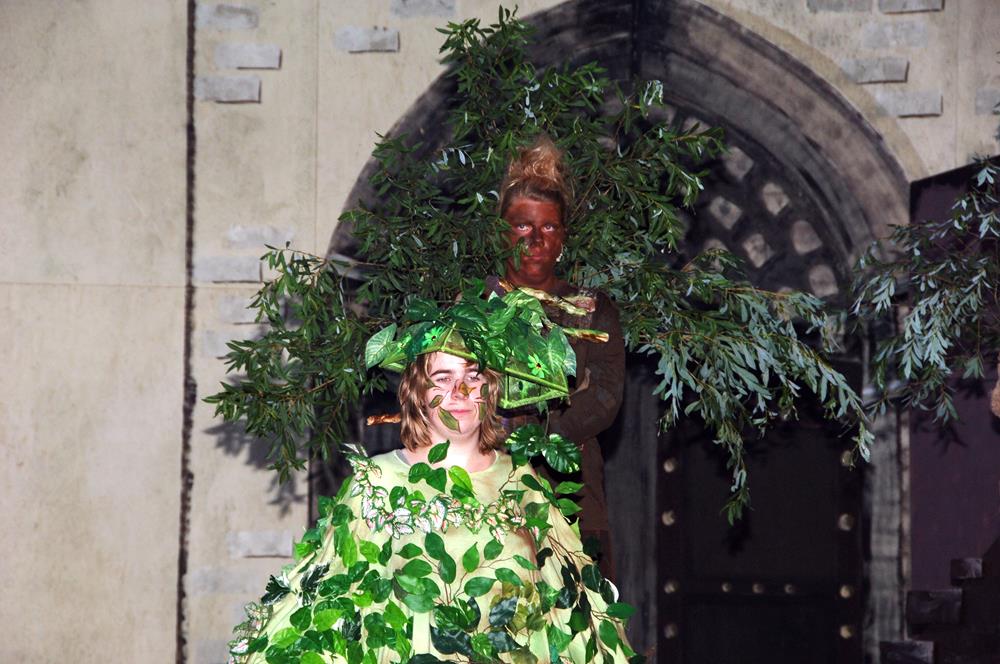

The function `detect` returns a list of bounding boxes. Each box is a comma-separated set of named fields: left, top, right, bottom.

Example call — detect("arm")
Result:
left=547, top=292, right=626, bottom=444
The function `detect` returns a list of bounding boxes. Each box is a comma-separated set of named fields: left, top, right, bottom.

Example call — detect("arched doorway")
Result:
left=322, top=1, right=909, bottom=661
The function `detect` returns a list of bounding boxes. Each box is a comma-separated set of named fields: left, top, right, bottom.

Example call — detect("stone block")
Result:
left=227, top=530, right=293, bottom=558
left=741, top=233, right=774, bottom=268
left=808, top=264, right=839, bottom=297
left=722, top=146, right=754, bottom=181
left=871, top=89, right=942, bottom=117
left=682, top=116, right=707, bottom=133
left=879, top=640, right=934, bottom=664
left=841, top=57, right=909, bottom=83
left=906, top=589, right=962, bottom=625
left=218, top=295, right=259, bottom=324
left=879, top=0, right=943, bottom=12
left=225, top=224, right=295, bottom=248
left=975, top=89, right=1000, bottom=115
left=761, top=182, right=790, bottom=216
left=707, top=196, right=742, bottom=230
left=807, top=0, right=871, bottom=11
left=390, top=0, right=456, bottom=17
left=214, top=43, right=281, bottom=70
left=861, top=21, right=928, bottom=48
left=196, top=4, right=259, bottom=31
left=188, top=566, right=267, bottom=595
left=194, top=75, right=261, bottom=103
left=194, top=255, right=261, bottom=283
left=791, top=220, right=823, bottom=254
left=200, top=326, right=266, bottom=358
left=333, top=26, right=400, bottom=53
left=191, top=639, right=232, bottom=664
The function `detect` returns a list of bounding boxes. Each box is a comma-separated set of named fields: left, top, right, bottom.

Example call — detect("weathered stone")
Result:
left=196, top=4, right=259, bottom=30
left=879, top=0, right=943, bottom=13
left=707, top=196, right=742, bottom=230
left=841, top=57, right=909, bottom=83
left=722, top=146, right=754, bottom=181
left=194, top=255, right=260, bottom=283
left=879, top=640, right=934, bottom=664
left=194, top=75, right=261, bottom=103
left=871, top=89, right=942, bottom=117
left=741, top=233, right=774, bottom=268
left=808, top=264, right=839, bottom=297
left=214, top=43, right=282, bottom=70
left=807, top=0, right=871, bottom=11
left=192, top=639, right=233, bottom=664
left=703, top=238, right=727, bottom=252
left=333, top=26, right=400, bottom=53
left=218, top=295, right=259, bottom=324
left=975, top=89, right=1000, bottom=115
left=188, top=566, right=268, bottom=595
left=861, top=21, right=928, bottom=48
left=200, top=330, right=233, bottom=359
left=225, top=224, right=295, bottom=248
left=906, top=589, right=962, bottom=625
left=761, top=182, right=789, bottom=216
left=390, top=0, right=456, bottom=18
left=227, top=530, right=293, bottom=558
left=791, top=220, right=823, bottom=254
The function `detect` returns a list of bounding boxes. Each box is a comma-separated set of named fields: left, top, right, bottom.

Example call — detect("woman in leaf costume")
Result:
left=228, top=292, right=639, bottom=664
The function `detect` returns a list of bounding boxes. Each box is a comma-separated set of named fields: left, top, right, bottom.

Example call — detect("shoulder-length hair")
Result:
left=398, top=352, right=504, bottom=453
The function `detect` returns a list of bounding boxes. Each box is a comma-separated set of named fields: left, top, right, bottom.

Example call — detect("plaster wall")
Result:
left=0, top=1, right=187, bottom=662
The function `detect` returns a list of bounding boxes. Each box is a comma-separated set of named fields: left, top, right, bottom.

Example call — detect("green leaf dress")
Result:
left=228, top=448, right=636, bottom=663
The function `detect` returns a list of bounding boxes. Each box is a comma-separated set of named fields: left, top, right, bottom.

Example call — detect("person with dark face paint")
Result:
left=490, top=135, right=626, bottom=578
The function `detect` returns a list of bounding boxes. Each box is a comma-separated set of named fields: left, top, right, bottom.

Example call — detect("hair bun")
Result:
left=499, top=135, right=574, bottom=223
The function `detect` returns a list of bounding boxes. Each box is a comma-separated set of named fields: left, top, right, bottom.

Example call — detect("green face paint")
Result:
left=439, top=408, right=461, bottom=432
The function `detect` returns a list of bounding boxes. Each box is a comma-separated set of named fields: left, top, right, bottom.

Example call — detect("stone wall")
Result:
left=0, top=1, right=188, bottom=662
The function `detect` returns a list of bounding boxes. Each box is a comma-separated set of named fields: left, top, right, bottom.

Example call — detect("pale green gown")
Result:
left=229, top=450, right=634, bottom=664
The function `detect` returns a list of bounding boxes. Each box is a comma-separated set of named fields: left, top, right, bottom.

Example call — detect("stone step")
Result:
left=950, top=558, right=983, bottom=585
left=879, top=640, right=934, bottom=664
left=907, top=589, right=963, bottom=626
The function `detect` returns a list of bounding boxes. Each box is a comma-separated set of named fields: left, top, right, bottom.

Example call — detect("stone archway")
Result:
left=325, top=1, right=910, bottom=660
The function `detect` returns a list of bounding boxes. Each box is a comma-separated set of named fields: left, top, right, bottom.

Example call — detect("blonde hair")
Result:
left=499, top=135, right=574, bottom=224
left=398, top=353, right=504, bottom=453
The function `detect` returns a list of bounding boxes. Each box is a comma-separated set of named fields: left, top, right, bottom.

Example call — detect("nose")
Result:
left=454, top=381, right=471, bottom=399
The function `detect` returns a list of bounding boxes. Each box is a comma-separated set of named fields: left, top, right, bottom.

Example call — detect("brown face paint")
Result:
left=456, top=381, right=472, bottom=398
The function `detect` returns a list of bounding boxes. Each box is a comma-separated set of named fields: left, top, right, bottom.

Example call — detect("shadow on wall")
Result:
left=206, top=417, right=306, bottom=515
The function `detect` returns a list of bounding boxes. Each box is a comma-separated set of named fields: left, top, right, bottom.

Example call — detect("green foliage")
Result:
left=853, top=159, right=1000, bottom=421
left=205, top=7, right=871, bottom=518
left=229, top=429, right=635, bottom=664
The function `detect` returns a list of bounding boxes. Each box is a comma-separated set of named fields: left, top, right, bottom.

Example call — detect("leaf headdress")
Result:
left=364, top=280, right=607, bottom=408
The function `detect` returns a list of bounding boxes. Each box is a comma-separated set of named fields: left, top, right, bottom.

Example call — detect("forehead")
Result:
left=426, top=352, right=477, bottom=374
left=504, top=197, right=562, bottom=223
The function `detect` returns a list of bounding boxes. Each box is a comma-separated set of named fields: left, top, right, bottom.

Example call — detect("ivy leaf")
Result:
left=494, top=567, right=522, bottom=587
left=407, top=462, right=430, bottom=484
left=448, top=466, right=474, bottom=494
left=383, top=601, right=407, bottom=630
left=426, top=467, right=447, bottom=493
left=394, top=573, right=423, bottom=595
left=463, top=576, right=496, bottom=597
left=313, top=608, right=342, bottom=631
left=290, top=606, right=312, bottom=632
left=439, top=555, right=457, bottom=584
left=471, top=633, right=495, bottom=660
left=512, top=554, right=537, bottom=570
left=271, top=627, right=300, bottom=649
left=300, top=653, right=325, bottom=664
left=542, top=433, right=581, bottom=474
left=364, top=323, right=397, bottom=368
left=359, top=540, right=380, bottom=565
left=606, top=602, right=635, bottom=619
left=557, top=498, right=582, bottom=517
left=598, top=620, right=620, bottom=650
left=402, top=593, right=436, bottom=613
left=401, top=559, right=433, bottom=577
left=461, top=544, right=480, bottom=572
left=489, top=596, right=518, bottom=627
left=424, top=532, right=446, bottom=560
left=427, top=441, right=450, bottom=464
left=554, top=481, right=584, bottom=495
left=483, top=538, right=503, bottom=560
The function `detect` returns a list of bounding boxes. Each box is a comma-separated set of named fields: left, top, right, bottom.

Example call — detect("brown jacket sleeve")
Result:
left=546, top=292, right=626, bottom=445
